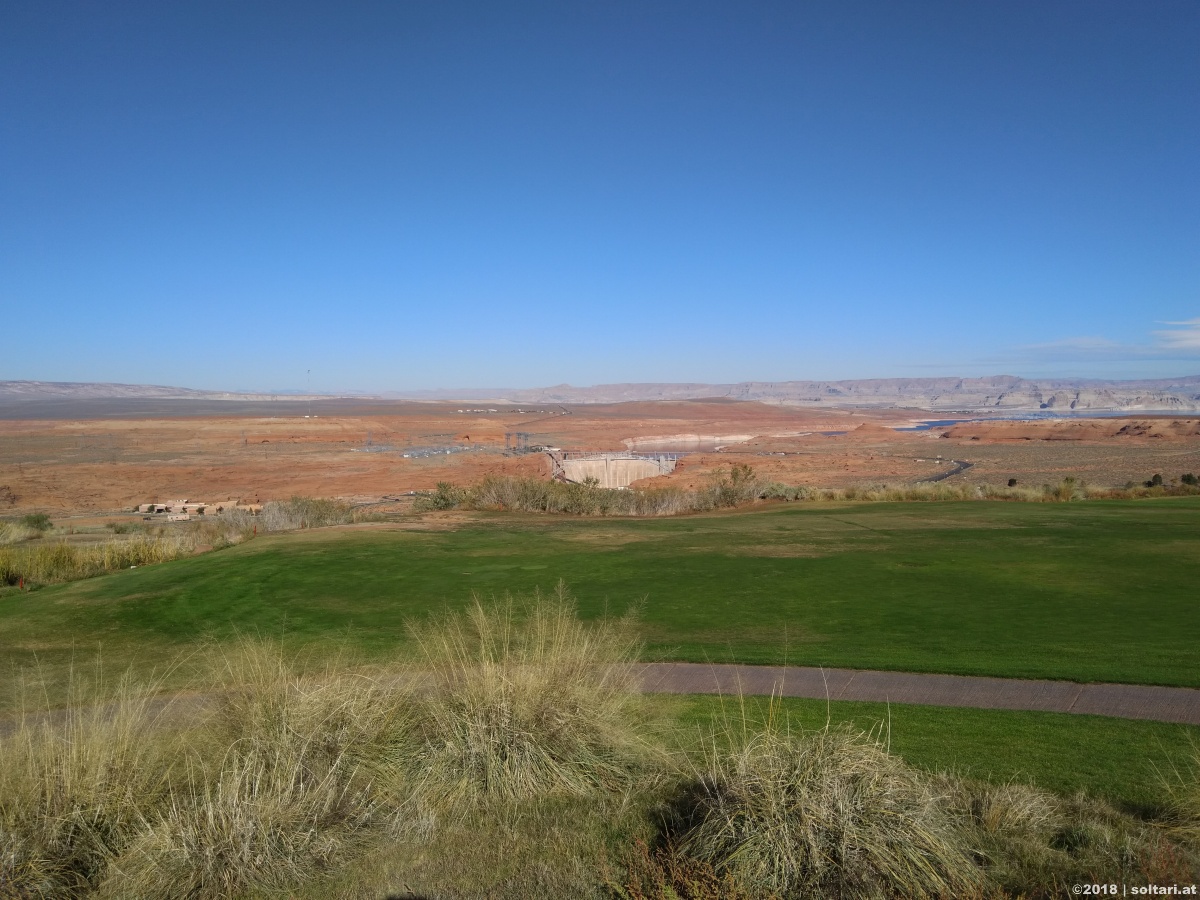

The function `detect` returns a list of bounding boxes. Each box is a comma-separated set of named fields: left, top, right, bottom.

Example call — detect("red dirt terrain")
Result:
left=1, top=403, right=1198, bottom=514
left=941, top=418, right=1200, bottom=442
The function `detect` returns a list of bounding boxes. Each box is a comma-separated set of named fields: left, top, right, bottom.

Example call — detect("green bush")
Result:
left=19, top=513, right=52, bottom=532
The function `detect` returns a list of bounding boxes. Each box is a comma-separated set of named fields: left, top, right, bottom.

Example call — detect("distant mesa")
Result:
left=0, top=381, right=328, bottom=402
left=1, top=375, right=1198, bottom=412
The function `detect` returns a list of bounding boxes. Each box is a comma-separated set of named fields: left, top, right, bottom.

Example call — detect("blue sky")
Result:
left=2, top=1, right=1197, bottom=392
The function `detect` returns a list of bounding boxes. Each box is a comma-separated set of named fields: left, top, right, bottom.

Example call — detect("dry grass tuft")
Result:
left=1160, top=743, right=1200, bottom=848
left=6, top=598, right=1198, bottom=898
left=403, top=583, right=653, bottom=813
left=107, top=748, right=374, bottom=899
left=674, top=724, right=979, bottom=899
left=942, top=775, right=1200, bottom=896
left=0, top=667, right=177, bottom=898
left=105, top=639, right=411, bottom=898
left=0, top=522, right=40, bottom=546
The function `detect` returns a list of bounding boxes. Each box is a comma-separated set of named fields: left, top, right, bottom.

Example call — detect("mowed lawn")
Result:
left=3, top=498, right=1198, bottom=690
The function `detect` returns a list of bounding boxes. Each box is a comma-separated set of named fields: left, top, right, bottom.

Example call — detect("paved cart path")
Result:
left=637, top=663, right=1200, bottom=725
left=6, top=664, right=1200, bottom=737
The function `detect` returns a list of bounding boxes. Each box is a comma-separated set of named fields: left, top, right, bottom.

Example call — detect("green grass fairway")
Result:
left=664, top=695, right=1200, bottom=811
left=3, top=499, right=1199, bottom=697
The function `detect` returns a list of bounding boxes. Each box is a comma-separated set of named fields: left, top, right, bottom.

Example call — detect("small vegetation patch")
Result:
left=402, top=583, right=652, bottom=812
left=1162, top=744, right=1200, bottom=849
left=0, top=533, right=201, bottom=586
left=0, top=522, right=40, bottom=546
left=670, top=724, right=980, bottom=899
left=20, top=513, right=53, bottom=533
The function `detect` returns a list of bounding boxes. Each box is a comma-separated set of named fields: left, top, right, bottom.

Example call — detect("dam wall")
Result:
left=552, top=452, right=678, bottom=489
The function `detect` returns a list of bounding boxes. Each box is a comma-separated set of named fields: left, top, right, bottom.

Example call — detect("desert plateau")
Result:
left=2, top=393, right=1198, bottom=516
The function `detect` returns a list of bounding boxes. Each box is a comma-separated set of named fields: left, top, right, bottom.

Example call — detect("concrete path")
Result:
left=6, top=665, right=1199, bottom=738
left=637, top=663, right=1200, bottom=726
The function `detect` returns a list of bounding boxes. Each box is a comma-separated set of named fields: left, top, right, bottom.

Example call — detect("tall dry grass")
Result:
left=421, top=469, right=780, bottom=517
left=0, top=522, right=39, bottom=546
left=0, top=595, right=657, bottom=898
left=256, top=497, right=356, bottom=531
left=402, top=583, right=653, bottom=813
left=0, top=493, right=369, bottom=589
left=671, top=723, right=980, bottom=899
left=941, top=775, right=1200, bottom=896
left=0, top=533, right=198, bottom=586
left=0, top=667, right=179, bottom=898
left=109, top=640, right=411, bottom=899
left=1161, top=743, right=1200, bottom=849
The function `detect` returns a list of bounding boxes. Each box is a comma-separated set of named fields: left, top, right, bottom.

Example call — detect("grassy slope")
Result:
left=2, top=499, right=1198, bottom=694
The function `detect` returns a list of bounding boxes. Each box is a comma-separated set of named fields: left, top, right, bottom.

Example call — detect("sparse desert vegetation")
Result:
left=416, top=469, right=1200, bottom=517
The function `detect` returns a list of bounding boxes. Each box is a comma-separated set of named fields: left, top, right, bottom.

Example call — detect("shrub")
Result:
left=424, top=481, right=468, bottom=511
left=259, top=496, right=354, bottom=531
left=412, top=471, right=1145, bottom=519
left=105, top=522, right=144, bottom=535
left=694, top=465, right=771, bottom=510
left=402, top=584, right=651, bottom=814
left=672, top=726, right=979, bottom=899
left=19, top=513, right=52, bottom=532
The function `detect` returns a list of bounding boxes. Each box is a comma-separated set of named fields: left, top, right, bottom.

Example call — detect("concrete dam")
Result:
left=550, top=451, right=678, bottom=489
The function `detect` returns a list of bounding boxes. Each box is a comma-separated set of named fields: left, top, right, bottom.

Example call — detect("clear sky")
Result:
left=2, top=1, right=1197, bottom=392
